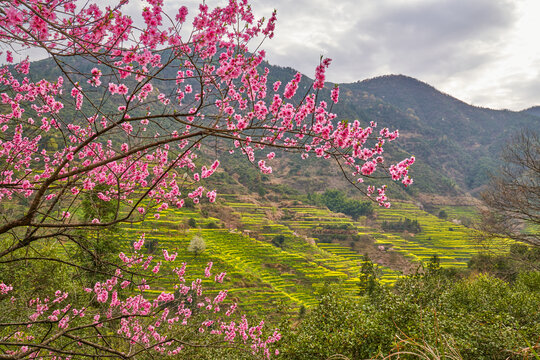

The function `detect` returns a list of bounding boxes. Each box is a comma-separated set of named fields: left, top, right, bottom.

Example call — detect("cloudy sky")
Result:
left=240, top=0, right=539, bottom=111
left=16, top=0, right=538, bottom=111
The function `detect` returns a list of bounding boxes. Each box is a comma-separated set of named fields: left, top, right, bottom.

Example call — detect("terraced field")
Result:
left=117, top=196, right=509, bottom=315
left=119, top=205, right=373, bottom=315
left=372, top=202, right=511, bottom=267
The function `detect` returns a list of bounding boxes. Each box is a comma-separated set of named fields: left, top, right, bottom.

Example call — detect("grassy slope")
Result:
left=119, top=195, right=511, bottom=315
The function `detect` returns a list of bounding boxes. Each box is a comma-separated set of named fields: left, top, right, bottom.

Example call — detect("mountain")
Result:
left=330, top=74, right=540, bottom=196
left=522, top=105, right=540, bottom=117
left=17, top=55, right=540, bottom=201
left=254, top=68, right=540, bottom=200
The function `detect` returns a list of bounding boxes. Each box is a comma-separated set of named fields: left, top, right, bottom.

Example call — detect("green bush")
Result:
left=309, top=189, right=373, bottom=220
left=187, top=217, right=197, bottom=228
left=280, top=269, right=540, bottom=360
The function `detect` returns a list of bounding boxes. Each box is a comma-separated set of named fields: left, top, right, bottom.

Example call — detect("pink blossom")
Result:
left=215, top=272, right=226, bottom=283
left=258, top=160, right=272, bottom=174
left=206, top=190, right=217, bottom=203
left=0, top=282, right=13, bottom=294
left=331, top=86, right=340, bottom=103
left=204, top=262, right=213, bottom=278
left=283, top=73, right=301, bottom=99
left=133, top=234, right=145, bottom=251
left=87, top=68, right=102, bottom=87
left=163, top=249, right=177, bottom=261
left=58, top=316, right=69, bottom=329
left=176, top=6, right=188, bottom=22
left=314, top=58, right=331, bottom=90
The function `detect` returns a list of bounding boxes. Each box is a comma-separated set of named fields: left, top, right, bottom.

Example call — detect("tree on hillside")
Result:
left=317, top=189, right=373, bottom=219
left=480, top=130, right=539, bottom=247
left=0, top=0, right=413, bottom=357
left=188, top=234, right=206, bottom=255
left=358, top=254, right=380, bottom=295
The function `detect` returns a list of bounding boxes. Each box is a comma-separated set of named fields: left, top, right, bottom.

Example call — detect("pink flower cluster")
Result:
left=314, top=57, right=331, bottom=90
left=331, top=86, right=340, bottom=103
left=390, top=156, right=415, bottom=187
left=0, top=282, right=13, bottom=294
left=87, top=68, right=102, bottom=87
left=284, top=72, right=301, bottom=99
left=2, top=239, right=280, bottom=358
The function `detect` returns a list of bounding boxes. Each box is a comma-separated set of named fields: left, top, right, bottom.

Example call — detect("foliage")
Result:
left=0, top=244, right=80, bottom=301
left=382, top=217, right=422, bottom=233
left=438, top=210, right=448, bottom=220
left=468, top=244, right=540, bottom=282
left=309, top=189, right=373, bottom=220
left=312, top=222, right=362, bottom=244
left=272, top=234, right=286, bottom=248
left=279, top=286, right=392, bottom=359
left=279, top=267, right=540, bottom=360
left=358, top=254, right=381, bottom=295
left=188, top=217, right=198, bottom=228
left=75, top=184, right=122, bottom=282
left=144, top=236, right=159, bottom=254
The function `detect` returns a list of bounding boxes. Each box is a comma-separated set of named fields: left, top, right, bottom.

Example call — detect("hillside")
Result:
left=115, top=191, right=510, bottom=315
left=334, top=75, right=540, bottom=194
left=222, top=65, right=540, bottom=200
left=522, top=105, right=540, bottom=117
left=18, top=55, right=539, bottom=201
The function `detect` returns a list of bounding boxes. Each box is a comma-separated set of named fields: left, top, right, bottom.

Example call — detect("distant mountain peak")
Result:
left=345, top=73, right=469, bottom=112
left=521, top=105, right=540, bottom=117
left=359, top=74, right=431, bottom=86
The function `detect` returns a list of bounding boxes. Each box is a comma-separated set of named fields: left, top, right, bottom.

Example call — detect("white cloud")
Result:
left=6, top=0, right=539, bottom=110
left=249, top=0, right=539, bottom=110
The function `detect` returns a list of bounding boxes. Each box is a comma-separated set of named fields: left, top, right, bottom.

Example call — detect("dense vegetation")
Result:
left=381, top=217, right=422, bottom=233
left=280, top=259, right=540, bottom=360
left=2, top=194, right=538, bottom=359
left=308, top=189, right=374, bottom=220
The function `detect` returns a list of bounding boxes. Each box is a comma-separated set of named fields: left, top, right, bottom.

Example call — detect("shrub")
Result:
left=188, top=235, right=206, bottom=255
left=188, top=217, right=197, bottom=228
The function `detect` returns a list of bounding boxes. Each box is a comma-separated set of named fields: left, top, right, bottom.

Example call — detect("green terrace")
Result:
left=372, top=202, right=511, bottom=267
left=112, top=197, right=513, bottom=315
left=317, top=243, right=401, bottom=285
left=222, top=199, right=400, bottom=284
left=117, top=206, right=382, bottom=314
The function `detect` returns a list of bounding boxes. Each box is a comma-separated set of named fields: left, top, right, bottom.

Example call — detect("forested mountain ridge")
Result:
left=221, top=61, right=540, bottom=198
left=333, top=74, right=539, bottom=195
left=21, top=55, right=540, bottom=199
left=522, top=105, right=540, bottom=117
